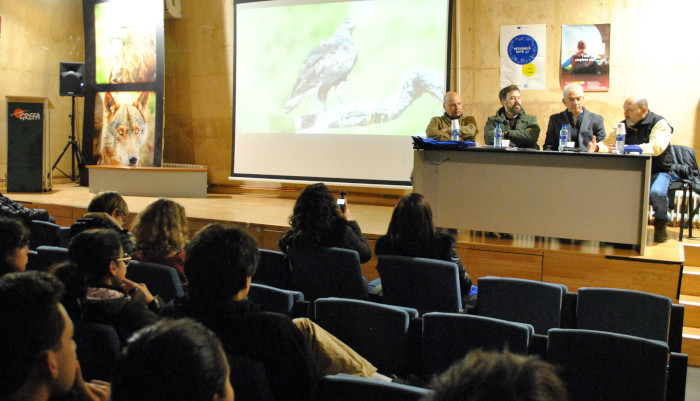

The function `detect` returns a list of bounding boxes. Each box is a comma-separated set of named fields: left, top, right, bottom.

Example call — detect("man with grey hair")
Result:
left=425, top=91, right=478, bottom=142
left=588, top=97, right=674, bottom=242
left=544, top=83, right=606, bottom=151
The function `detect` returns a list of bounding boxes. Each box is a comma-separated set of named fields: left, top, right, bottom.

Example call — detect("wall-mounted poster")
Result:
left=81, top=0, right=164, bottom=173
left=561, top=24, right=610, bottom=92
left=500, top=24, right=546, bottom=90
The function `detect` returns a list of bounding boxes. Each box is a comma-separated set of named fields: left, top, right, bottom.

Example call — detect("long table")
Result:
left=413, top=147, right=652, bottom=254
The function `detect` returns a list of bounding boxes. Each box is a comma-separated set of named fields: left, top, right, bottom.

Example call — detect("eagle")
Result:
left=284, top=18, right=358, bottom=113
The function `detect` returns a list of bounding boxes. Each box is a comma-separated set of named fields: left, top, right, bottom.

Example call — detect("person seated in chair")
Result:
left=375, top=193, right=475, bottom=308
left=0, top=191, right=55, bottom=224
left=111, top=319, right=234, bottom=401
left=421, top=349, right=567, bottom=401
left=0, top=216, right=31, bottom=276
left=0, top=271, right=110, bottom=401
left=278, top=183, right=371, bottom=263
left=71, top=191, right=135, bottom=254
left=56, top=228, right=162, bottom=343
left=164, top=223, right=389, bottom=401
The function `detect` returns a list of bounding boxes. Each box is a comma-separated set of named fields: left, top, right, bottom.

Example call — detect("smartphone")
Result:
left=337, top=191, right=346, bottom=212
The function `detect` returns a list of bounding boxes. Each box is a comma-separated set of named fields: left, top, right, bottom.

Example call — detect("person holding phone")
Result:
left=278, top=183, right=371, bottom=263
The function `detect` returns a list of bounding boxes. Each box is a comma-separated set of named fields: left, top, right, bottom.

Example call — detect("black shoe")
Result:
left=654, top=221, right=668, bottom=243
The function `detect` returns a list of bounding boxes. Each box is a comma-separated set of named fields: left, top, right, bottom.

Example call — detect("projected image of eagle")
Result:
left=284, top=18, right=358, bottom=113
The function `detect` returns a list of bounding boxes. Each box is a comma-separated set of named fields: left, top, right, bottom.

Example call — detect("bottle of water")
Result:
left=494, top=123, right=503, bottom=147
left=616, top=123, right=626, bottom=153
left=451, top=119, right=460, bottom=141
left=559, top=125, right=569, bottom=151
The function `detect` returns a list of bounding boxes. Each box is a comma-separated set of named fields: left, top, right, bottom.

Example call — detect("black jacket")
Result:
left=70, top=214, right=135, bottom=254
left=163, top=299, right=320, bottom=401
left=0, top=193, right=51, bottom=224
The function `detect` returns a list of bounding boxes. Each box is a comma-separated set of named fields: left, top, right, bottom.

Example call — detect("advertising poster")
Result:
left=560, top=24, right=610, bottom=91
left=500, top=24, right=546, bottom=90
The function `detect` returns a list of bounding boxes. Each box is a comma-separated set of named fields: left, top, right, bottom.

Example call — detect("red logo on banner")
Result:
left=13, top=109, right=24, bottom=119
left=11, top=109, right=41, bottom=121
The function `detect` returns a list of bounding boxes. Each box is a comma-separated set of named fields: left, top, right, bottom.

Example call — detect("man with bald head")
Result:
left=425, top=91, right=478, bottom=142
left=545, top=83, right=606, bottom=151
left=588, top=97, right=674, bottom=242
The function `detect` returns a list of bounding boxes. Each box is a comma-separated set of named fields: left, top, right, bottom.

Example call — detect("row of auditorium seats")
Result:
left=254, top=292, right=686, bottom=401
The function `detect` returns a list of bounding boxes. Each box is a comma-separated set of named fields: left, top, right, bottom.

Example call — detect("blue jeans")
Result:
left=650, top=172, right=672, bottom=223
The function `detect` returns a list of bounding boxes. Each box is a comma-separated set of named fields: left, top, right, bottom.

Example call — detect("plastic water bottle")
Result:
left=616, top=123, right=626, bottom=153
left=494, top=123, right=503, bottom=147
left=450, top=119, right=460, bottom=141
left=559, top=125, right=569, bottom=151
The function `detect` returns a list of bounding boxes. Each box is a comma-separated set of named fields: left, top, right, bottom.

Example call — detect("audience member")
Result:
left=484, top=84, right=540, bottom=149
left=0, top=216, right=31, bottom=276
left=421, top=349, right=567, bottom=401
left=111, top=319, right=233, bottom=401
left=278, top=183, right=371, bottom=263
left=374, top=193, right=475, bottom=307
left=61, top=228, right=161, bottom=343
left=0, top=191, right=54, bottom=224
left=165, top=223, right=386, bottom=401
left=0, top=271, right=110, bottom=401
left=425, top=91, right=478, bottom=142
left=131, top=198, right=188, bottom=284
left=588, top=97, right=674, bottom=242
left=544, top=83, right=605, bottom=151
left=71, top=191, right=135, bottom=254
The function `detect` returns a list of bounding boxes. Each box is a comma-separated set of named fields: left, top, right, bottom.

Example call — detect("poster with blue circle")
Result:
left=500, top=25, right=546, bottom=90
left=508, top=35, right=538, bottom=65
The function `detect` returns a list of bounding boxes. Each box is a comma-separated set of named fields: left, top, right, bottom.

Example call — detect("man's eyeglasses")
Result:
left=116, top=255, right=131, bottom=267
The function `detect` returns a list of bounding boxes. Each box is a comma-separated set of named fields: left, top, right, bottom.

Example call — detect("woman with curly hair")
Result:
left=131, top=199, right=189, bottom=284
left=278, top=183, right=371, bottom=263
left=0, top=217, right=31, bottom=276
left=375, top=193, right=475, bottom=307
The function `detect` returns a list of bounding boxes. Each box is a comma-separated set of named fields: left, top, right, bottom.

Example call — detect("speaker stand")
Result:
left=51, top=96, right=85, bottom=182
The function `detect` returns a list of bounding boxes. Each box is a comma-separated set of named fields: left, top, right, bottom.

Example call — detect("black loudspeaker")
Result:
left=59, top=62, right=85, bottom=97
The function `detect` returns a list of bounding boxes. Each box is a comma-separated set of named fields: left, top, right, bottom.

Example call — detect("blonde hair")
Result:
left=132, top=199, right=188, bottom=257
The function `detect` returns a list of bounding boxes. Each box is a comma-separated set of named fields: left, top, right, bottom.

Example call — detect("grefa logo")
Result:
left=11, top=108, right=41, bottom=121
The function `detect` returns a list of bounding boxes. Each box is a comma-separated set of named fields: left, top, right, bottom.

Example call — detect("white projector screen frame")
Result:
left=231, top=0, right=452, bottom=186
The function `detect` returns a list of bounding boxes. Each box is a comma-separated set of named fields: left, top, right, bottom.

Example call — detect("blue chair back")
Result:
left=287, top=246, right=367, bottom=301
left=547, top=328, right=668, bottom=401
left=312, top=374, right=430, bottom=401
left=476, top=276, right=567, bottom=334
left=36, top=245, right=69, bottom=270
left=248, top=283, right=304, bottom=316
left=377, top=255, right=462, bottom=313
left=576, top=287, right=671, bottom=343
left=126, top=260, right=185, bottom=302
left=314, top=297, right=418, bottom=375
left=421, top=312, right=533, bottom=377
left=28, top=220, right=62, bottom=249
left=254, top=249, right=292, bottom=290
left=74, top=320, right=120, bottom=382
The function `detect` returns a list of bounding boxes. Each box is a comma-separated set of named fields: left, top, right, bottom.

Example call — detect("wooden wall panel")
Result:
left=543, top=252, right=681, bottom=300
left=468, top=249, right=543, bottom=282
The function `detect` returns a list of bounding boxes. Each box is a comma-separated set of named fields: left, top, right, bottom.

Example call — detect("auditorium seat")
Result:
left=254, top=249, right=292, bottom=290
left=421, top=312, right=533, bottom=378
left=248, top=283, right=304, bottom=317
left=314, top=297, right=419, bottom=375
left=126, top=260, right=185, bottom=302
left=287, top=246, right=367, bottom=301
left=312, top=374, right=430, bottom=401
left=476, top=276, right=567, bottom=334
left=376, top=255, right=462, bottom=314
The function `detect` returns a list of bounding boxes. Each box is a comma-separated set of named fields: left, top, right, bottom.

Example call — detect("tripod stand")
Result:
left=51, top=96, right=85, bottom=182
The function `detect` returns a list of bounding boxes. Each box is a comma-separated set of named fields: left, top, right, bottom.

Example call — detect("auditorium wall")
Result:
left=164, top=0, right=699, bottom=190
left=0, top=0, right=84, bottom=183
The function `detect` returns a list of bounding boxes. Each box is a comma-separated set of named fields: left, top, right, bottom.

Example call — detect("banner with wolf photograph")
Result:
left=81, top=0, right=164, bottom=173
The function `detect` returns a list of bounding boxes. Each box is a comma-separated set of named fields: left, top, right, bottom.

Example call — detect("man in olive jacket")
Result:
left=425, top=91, right=478, bottom=142
left=484, top=85, right=540, bottom=149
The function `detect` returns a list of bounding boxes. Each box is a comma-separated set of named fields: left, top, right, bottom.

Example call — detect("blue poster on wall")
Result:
left=500, top=25, right=546, bottom=90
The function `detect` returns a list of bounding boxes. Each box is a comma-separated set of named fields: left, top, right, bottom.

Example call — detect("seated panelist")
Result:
left=544, top=83, right=606, bottom=151
left=425, top=91, right=478, bottom=142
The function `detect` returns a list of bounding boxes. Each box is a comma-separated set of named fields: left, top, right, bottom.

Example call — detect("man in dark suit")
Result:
left=544, top=83, right=606, bottom=151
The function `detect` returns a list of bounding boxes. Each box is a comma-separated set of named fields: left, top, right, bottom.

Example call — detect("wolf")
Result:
left=98, top=91, right=150, bottom=166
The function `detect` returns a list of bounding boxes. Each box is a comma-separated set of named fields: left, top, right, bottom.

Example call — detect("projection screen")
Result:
left=231, top=0, right=450, bottom=186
